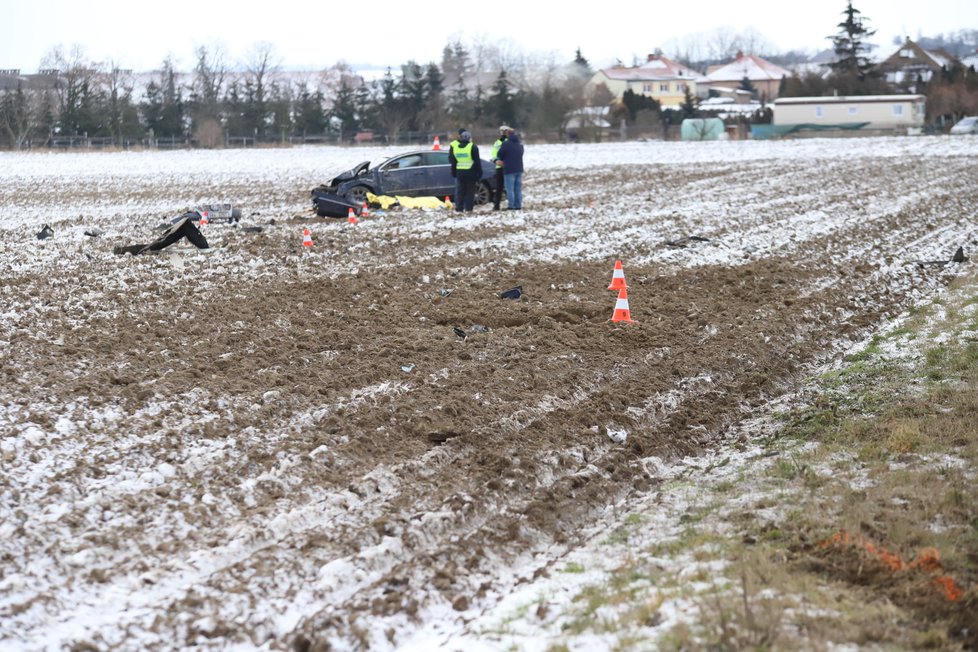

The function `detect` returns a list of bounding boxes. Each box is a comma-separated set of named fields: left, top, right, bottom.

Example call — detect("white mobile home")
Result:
left=772, top=95, right=926, bottom=131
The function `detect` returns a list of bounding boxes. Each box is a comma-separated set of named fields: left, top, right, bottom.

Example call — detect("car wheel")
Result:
left=346, top=185, right=370, bottom=206
left=474, top=181, right=491, bottom=205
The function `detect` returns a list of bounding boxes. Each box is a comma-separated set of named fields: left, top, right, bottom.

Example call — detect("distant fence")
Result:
left=6, top=123, right=809, bottom=150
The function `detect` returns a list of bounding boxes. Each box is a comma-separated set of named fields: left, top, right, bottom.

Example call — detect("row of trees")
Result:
left=0, top=41, right=605, bottom=150
left=1, top=5, right=976, bottom=150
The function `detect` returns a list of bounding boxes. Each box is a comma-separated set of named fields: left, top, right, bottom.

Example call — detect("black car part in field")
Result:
left=310, top=189, right=364, bottom=218
left=113, top=217, right=209, bottom=255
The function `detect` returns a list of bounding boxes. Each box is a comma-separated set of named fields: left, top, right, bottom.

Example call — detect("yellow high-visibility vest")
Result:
left=453, top=142, right=474, bottom=170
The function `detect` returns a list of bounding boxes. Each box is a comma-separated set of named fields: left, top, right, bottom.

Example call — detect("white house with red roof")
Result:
left=587, top=52, right=707, bottom=108
left=704, top=52, right=790, bottom=101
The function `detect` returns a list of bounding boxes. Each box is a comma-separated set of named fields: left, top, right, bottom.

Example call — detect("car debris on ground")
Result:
left=914, top=246, right=969, bottom=267
left=113, top=215, right=209, bottom=256
left=499, top=286, right=523, bottom=300
left=664, top=235, right=712, bottom=248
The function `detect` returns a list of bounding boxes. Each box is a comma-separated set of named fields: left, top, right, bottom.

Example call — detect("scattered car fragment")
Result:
left=310, top=191, right=363, bottom=218
left=665, top=235, right=711, bottom=248
left=113, top=216, right=209, bottom=255
left=913, top=246, right=969, bottom=268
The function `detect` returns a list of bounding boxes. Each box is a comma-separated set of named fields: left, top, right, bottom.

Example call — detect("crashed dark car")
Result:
left=312, top=149, right=497, bottom=216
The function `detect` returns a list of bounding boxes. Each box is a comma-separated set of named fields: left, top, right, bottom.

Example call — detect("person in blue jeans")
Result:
left=496, top=128, right=524, bottom=210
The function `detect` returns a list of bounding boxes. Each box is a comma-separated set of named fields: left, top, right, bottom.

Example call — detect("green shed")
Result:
left=681, top=118, right=726, bottom=141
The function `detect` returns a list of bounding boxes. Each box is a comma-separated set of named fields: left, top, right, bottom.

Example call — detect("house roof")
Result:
left=705, top=53, right=789, bottom=82
left=597, top=54, right=705, bottom=82
left=879, top=38, right=960, bottom=73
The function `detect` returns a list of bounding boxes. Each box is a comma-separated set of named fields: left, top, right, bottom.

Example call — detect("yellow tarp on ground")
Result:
left=367, top=192, right=452, bottom=210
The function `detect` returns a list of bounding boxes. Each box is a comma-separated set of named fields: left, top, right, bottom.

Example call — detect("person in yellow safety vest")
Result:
left=448, top=129, right=483, bottom=212
left=490, top=125, right=510, bottom=210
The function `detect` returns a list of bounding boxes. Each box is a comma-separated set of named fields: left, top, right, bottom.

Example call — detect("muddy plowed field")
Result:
left=1, top=139, right=976, bottom=650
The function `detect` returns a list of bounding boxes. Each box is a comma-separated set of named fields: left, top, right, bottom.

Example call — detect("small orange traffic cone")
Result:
left=432, top=135, right=441, bottom=150
left=607, top=260, right=627, bottom=291
left=302, top=227, right=313, bottom=247
left=611, top=287, right=636, bottom=323
left=348, top=207, right=358, bottom=224
left=199, top=210, right=209, bottom=227
left=361, top=201, right=370, bottom=218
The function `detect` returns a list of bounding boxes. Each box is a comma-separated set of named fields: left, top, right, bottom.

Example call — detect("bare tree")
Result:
left=0, top=82, right=48, bottom=149
left=707, top=27, right=741, bottom=61
left=738, top=27, right=773, bottom=55
left=191, top=46, right=228, bottom=116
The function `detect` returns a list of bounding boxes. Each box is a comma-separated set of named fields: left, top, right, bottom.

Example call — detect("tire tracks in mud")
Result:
left=2, top=152, right=977, bottom=650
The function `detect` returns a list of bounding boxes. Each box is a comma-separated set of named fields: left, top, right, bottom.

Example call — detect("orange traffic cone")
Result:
left=432, top=135, right=441, bottom=150
left=444, top=195, right=452, bottom=209
left=611, top=287, right=636, bottom=323
left=199, top=210, right=209, bottom=227
left=348, top=207, right=358, bottom=224
left=302, top=227, right=313, bottom=247
left=607, top=260, right=627, bottom=291
left=361, top=202, right=370, bottom=218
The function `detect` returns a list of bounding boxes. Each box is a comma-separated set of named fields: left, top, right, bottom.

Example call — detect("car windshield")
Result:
left=957, top=117, right=977, bottom=126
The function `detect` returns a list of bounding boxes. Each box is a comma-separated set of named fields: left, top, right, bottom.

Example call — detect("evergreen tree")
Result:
left=681, top=86, right=699, bottom=119
left=442, top=41, right=473, bottom=126
left=267, top=81, right=293, bottom=141
left=485, top=70, right=516, bottom=128
left=329, top=79, right=360, bottom=139
left=98, top=67, right=140, bottom=143
left=294, top=86, right=327, bottom=137
left=420, top=62, right=446, bottom=133
left=373, top=67, right=410, bottom=139
left=573, top=48, right=592, bottom=76
left=739, top=75, right=756, bottom=95
left=828, top=1, right=877, bottom=80
left=142, top=58, right=185, bottom=139
left=222, top=80, right=247, bottom=138
left=621, top=89, right=661, bottom=123
left=43, top=46, right=101, bottom=137
left=400, top=61, right=427, bottom=131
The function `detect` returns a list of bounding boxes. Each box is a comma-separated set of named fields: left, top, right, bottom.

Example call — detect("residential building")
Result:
left=587, top=53, right=705, bottom=108
left=878, top=38, right=959, bottom=91
left=704, top=52, right=790, bottom=101
left=963, top=50, right=978, bottom=71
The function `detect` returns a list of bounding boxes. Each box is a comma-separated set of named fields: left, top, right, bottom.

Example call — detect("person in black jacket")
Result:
left=448, top=129, right=483, bottom=212
left=495, top=128, right=524, bottom=210
left=490, top=125, right=510, bottom=210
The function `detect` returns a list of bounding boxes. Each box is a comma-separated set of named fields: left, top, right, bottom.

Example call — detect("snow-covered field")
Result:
left=1, top=136, right=976, bottom=651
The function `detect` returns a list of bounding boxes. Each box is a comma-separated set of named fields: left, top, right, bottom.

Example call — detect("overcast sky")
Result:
left=2, top=0, right=976, bottom=73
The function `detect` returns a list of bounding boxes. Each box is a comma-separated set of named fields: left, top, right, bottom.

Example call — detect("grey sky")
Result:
left=2, top=0, right=975, bottom=72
